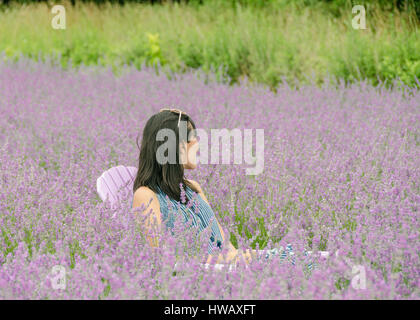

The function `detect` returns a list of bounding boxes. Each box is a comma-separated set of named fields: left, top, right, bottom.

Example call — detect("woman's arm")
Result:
left=132, top=186, right=162, bottom=248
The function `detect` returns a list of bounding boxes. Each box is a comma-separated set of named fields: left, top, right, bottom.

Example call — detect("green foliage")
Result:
left=378, top=50, right=420, bottom=87
left=177, top=41, right=204, bottom=69
left=343, top=218, right=357, bottom=232
left=0, top=0, right=418, bottom=91
left=69, top=239, right=87, bottom=269
left=99, top=277, right=111, bottom=299
left=231, top=212, right=270, bottom=250
left=250, top=216, right=269, bottom=249
left=1, top=228, right=18, bottom=261
left=45, top=238, right=56, bottom=255
left=145, top=32, right=167, bottom=70
left=335, top=277, right=351, bottom=290
left=23, top=226, right=34, bottom=259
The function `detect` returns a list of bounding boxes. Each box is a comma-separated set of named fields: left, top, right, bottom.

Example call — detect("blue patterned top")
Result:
left=155, top=185, right=224, bottom=255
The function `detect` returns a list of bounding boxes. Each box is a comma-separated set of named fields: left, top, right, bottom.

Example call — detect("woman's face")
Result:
left=180, top=135, right=199, bottom=170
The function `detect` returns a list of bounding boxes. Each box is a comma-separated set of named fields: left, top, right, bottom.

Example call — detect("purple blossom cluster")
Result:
left=0, top=56, right=419, bottom=299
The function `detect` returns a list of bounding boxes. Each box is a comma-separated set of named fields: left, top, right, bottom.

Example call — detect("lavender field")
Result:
left=0, top=55, right=419, bottom=299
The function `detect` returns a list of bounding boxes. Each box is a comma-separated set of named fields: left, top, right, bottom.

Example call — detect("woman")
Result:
left=132, top=108, right=257, bottom=266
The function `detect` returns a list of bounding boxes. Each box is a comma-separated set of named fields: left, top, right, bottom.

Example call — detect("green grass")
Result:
left=0, top=0, right=419, bottom=90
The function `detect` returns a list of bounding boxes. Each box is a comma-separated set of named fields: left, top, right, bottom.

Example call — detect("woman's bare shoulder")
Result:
left=186, top=179, right=210, bottom=204
left=134, top=185, right=155, bottom=194
left=134, top=186, right=156, bottom=198
left=186, top=179, right=203, bottom=193
left=132, top=186, right=159, bottom=210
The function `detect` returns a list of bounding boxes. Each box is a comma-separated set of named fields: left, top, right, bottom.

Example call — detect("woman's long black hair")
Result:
left=133, top=110, right=199, bottom=202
